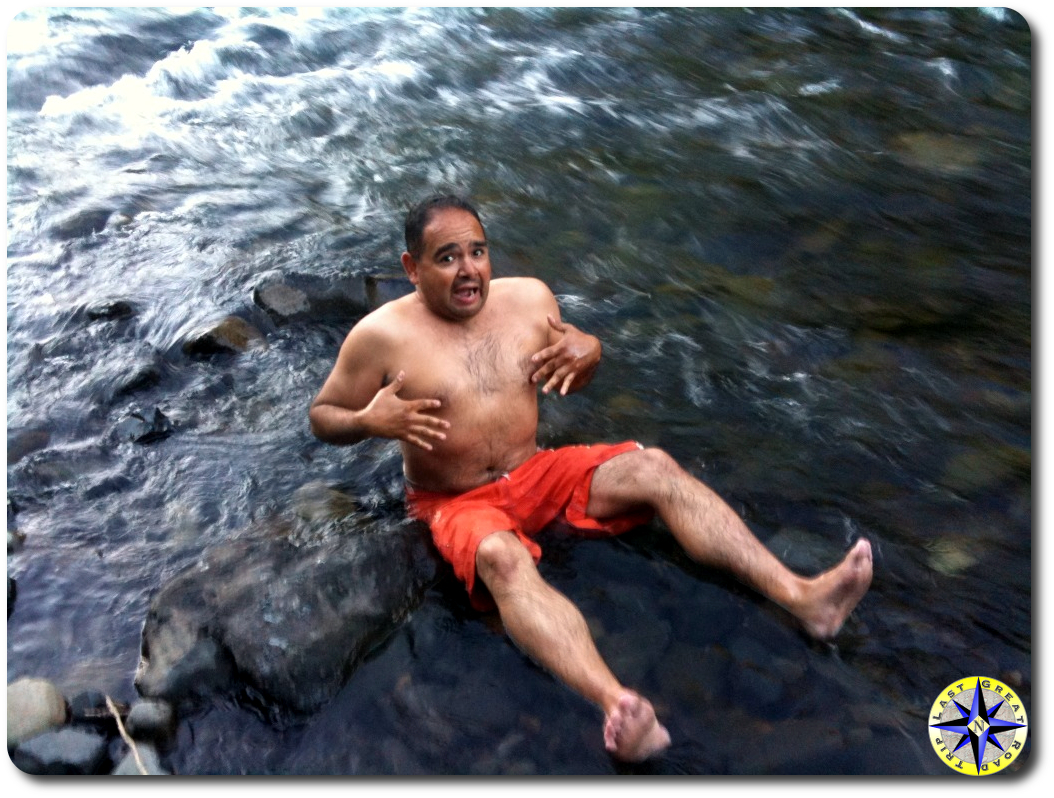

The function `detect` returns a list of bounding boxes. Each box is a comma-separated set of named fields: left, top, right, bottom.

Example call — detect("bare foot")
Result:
left=796, top=538, right=873, bottom=639
left=603, top=691, right=671, bottom=762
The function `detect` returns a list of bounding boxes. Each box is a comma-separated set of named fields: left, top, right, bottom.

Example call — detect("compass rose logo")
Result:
left=929, top=677, right=1028, bottom=775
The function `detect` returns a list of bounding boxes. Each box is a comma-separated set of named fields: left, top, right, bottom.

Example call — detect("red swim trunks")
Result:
left=406, top=441, right=653, bottom=610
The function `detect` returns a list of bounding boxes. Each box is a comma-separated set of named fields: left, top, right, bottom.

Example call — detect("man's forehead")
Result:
left=423, top=209, right=486, bottom=248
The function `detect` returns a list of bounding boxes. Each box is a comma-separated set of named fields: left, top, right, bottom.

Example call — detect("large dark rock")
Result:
left=135, top=517, right=442, bottom=714
left=251, top=270, right=369, bottom=325
left=250, top=269, right=413, bottom=325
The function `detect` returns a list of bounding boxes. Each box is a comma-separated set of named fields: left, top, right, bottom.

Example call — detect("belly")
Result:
left=402, top=392, right=539, bottom=493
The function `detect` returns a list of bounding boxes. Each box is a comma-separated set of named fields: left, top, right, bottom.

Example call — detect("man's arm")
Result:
left=309, top=323, right=449, bottom=451
left=529, top=285, right=603, bottom=397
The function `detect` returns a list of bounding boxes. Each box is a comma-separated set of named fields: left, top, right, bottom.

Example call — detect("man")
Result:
left=309, top=194, right=873, bottom=762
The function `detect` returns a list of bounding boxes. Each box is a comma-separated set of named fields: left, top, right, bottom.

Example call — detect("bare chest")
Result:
left=397, top=325, right=540, bottom=409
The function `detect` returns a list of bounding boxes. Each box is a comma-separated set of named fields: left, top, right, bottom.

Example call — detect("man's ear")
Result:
left=400, top=251, right=419, bottom=285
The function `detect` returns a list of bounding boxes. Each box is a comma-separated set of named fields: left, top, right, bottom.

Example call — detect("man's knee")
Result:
left=590, top=446, right=684, bottom=517
left=614, top=447, right=682, bottom=488
left=475, top=531, right=534, bottom=590
left=635, top=446, right=680, bottom=477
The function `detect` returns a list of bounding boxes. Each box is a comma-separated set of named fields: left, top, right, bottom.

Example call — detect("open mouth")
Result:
left=453, top=285, right=479, bottom=303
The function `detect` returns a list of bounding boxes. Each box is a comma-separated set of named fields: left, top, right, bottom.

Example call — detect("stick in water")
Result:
left=106, top=695, right=148, bottom=775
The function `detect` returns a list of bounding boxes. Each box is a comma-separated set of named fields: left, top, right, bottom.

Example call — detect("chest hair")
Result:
left=461, top=331, right=520, bottom=395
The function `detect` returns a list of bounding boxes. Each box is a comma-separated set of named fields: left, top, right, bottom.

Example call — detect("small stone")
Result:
left=114, top=407, right=174, bottom=444
left=925, top=537, right=978, bottom=576
left=86, top=299, right=137, bottom=321
left=182, top=316, right=267, bottom=357
left=68, top=691, right=126, bottom=734
left=12, top=727, right=110, bottom=775
left=8, top=678, right=69, bottom=748
left=125, top=699, right=176, bottom=745
left=69, top=690, right=111, bottom=720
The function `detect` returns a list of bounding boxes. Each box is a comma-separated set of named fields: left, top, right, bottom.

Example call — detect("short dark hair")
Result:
left=404, top=194, right=484, bottom=259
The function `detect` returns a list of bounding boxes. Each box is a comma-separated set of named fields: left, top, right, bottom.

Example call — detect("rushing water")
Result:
left=6, top=7, right=1031, bottom=775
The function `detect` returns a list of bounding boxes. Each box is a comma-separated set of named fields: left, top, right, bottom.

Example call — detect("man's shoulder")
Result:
left=492, top=275, right=551, bottom=292
left=346, top=294, right=416, bottom=343
left=490, top=276, right=554, bottom=302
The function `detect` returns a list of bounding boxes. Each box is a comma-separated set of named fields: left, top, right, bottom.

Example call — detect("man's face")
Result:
left=402, top=207, right=491, bottom=321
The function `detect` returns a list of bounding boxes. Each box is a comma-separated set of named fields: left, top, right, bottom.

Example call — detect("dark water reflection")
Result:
left=6, top=7, right=1030, bottom=774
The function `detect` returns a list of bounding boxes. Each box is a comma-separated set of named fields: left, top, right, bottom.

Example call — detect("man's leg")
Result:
left=587, top=448, right=872, bottom=639
left=474, top=530, right=671, bottom=761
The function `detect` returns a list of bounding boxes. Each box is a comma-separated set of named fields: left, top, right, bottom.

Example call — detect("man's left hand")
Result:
left=530, top=315, right=601, bottom=396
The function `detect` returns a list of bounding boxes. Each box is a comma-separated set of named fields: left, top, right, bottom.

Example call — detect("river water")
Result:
left=6, top=7, right=1031, bottom=776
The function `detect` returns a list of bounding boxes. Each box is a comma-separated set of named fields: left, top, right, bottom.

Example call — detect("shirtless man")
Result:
left=309, top=194, right=873, bottom=763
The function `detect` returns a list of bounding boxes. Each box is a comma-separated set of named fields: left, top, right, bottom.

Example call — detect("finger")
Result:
left=411, top=398, right=445, bottom=414
left=386, top=370, right=406, bottom=393
left=532, top=358, right=561, bottom=385
left=547, top=314, right=566, bottom=332
left=409, top=406, right=450, bottom=428
left=542, top=367, right=568, bottom=395
left=405, top=434, right=433, bottom=451
left=531, top=344, right=560, bottom=366
left=559, top=372, right=575, bottom=396
left=410, top=425, right=447, bottom=441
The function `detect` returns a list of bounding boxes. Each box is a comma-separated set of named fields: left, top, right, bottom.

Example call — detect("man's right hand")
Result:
left=363, top=371, right=450, bottom=451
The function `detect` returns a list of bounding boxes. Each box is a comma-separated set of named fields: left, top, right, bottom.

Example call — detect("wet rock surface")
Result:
left=136, top=516, right=443, bottom=714
left=182, top=315, right=268, bottom=357
left=7, top=678, right=70, bottom=748
left=12, top=727, right=112, bottom=775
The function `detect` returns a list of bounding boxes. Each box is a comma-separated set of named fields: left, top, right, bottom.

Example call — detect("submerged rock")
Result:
left=7, top=428, right=51, bottom=465
left=292, top=481, right=360, bottom=522
left=893, top=132, right=983, bottom=176
left=113, top=407, right=174, bottom=444
left=109, top=350, right=164, bottom=400
left=48, top=207, right=113, bottom=240
left=135, top=518, right=442, bottom=714
left=85, top=299, right=138, bottom=322
left=182, top=316, right=267, bottom=357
